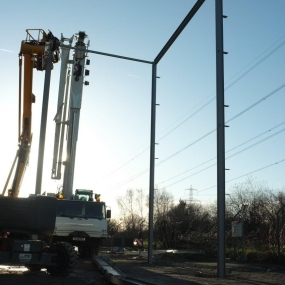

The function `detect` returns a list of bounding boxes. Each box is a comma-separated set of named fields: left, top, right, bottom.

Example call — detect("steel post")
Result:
left=216, top=0, right=226, bottom=278
left=35, top=51, right=53, bottom=195
left=148, top=63, right=157, bottom=264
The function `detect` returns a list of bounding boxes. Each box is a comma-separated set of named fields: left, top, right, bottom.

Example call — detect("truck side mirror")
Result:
left=107, top=209, right=111, bottom=219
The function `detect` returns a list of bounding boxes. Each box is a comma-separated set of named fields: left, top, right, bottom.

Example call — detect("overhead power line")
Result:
left=157, top=83, right=285, bottom=167
left=225, top=39, right=285, bottom=91
left=97, top=36, right=285, bottom=184
left=157, top=121, right=285, bottom=184
left=226, top=128, right=285, bottom=159
left=226, top=121, right=285, bottom=153
left=115, top=168, right=149, bottom=188
left=197, top=159, right=285, bottom=194
left=104, top=147, right=149, bottom=178
left=114, top=116, right=285, bottom=189
left=158, top=129, right=216, bottom=165
left=158, top=127, right=285, bottom=189
left=226, top=83, right=285, bottom=124
left=157, top=98, right=215, bottom=142
left=156, top=37, right=285, bottom=142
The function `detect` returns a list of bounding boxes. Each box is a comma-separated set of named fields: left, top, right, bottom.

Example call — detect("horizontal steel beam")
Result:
left=60, top=44, right=153, bottom=64
left=154, top=0, right=205, bottom=64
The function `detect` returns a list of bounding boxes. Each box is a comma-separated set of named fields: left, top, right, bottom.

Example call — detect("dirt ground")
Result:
left=107, top=253, right=285, bottom=285
left=0, top=258, right=108, bottom=285
left=1, top=253, right=284, bottom=284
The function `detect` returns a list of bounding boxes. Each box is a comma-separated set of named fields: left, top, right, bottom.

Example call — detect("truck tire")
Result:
left=46, top=242, right=78, bottom=276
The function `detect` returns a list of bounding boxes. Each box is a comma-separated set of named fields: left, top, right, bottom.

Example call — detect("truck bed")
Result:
left=0, top=195, right=57, bottom=235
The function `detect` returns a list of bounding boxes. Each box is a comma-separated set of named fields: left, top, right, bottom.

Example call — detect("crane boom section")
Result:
left=51, top=36, right=74, bottom=180
left=4, top=29, right=60, bottom=197
left=51, top=32, right=89, bottom=200
left=22, top=54, right=34, bottom=144
left=62, top=32, right=89, bottom=200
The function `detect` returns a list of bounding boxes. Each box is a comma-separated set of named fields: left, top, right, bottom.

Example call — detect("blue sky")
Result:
left=0, top=0, right=284, bottom=215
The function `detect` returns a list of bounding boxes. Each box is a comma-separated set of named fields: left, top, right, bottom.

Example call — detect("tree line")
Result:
left=108, top=178, right=285, bottom=261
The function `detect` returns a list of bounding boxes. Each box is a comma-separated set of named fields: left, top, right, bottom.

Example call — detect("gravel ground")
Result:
left=1, top=253, right=284, bottom=285
left=0, top=258, right=108, bottom=285
left=107, top=253, right=285, bottom=285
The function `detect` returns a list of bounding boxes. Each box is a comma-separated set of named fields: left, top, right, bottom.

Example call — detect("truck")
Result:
left=0, top=29, right=77, bottom=275
left=49, top=32, right=111, bottom=257
left=52, top=189, right=111, bottom=256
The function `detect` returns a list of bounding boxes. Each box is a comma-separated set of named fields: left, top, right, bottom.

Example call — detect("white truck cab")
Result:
left=52, top=190, right=111, bottom=256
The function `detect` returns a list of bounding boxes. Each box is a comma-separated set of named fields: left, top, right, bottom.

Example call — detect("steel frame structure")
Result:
left=38, top=0, right=227, bottom=277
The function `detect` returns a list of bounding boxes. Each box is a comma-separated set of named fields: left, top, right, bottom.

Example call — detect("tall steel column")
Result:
left=148, top=63, right=157, bottom=264
left=215, top=0, right=226, bottom=278
left=35, top=50, right=53, bottom=195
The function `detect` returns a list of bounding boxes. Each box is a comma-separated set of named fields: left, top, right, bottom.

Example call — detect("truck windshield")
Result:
left=56, top=200, right=105, bottom=219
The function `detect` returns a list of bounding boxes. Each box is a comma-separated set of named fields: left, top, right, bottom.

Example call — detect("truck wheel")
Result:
left=46, top=242, right=78, bottom=276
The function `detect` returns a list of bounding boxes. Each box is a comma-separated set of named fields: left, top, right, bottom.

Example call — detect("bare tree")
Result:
left=117, top=189, right=146, bottom=237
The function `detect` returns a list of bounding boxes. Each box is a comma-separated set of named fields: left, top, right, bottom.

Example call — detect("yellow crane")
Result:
left=2, top=29, right=59, bottom=197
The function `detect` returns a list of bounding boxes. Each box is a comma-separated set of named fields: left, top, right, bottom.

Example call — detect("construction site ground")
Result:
left=1, top=252, right=285, bottom=284
left=106, top=252, right=285, bottom=285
